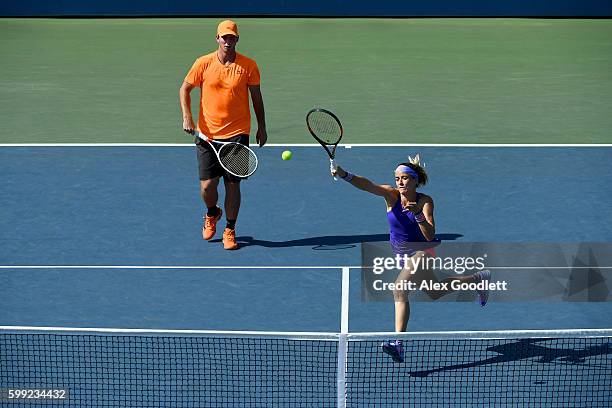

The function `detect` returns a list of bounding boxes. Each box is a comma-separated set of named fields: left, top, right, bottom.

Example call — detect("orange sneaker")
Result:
left=202, top=208, right=222, bottom=240
left=222, top=228, right=239, bottom=250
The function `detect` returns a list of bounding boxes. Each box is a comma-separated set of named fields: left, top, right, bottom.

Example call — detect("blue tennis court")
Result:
left=1, top=145, right=611, bottom=332
left=2, top=145, right=612, bottom=407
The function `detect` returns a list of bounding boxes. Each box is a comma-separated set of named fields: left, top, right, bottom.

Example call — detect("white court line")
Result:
left=0, top=143, right=193, bottom=147
left=0, top=265, right=610, bottom=270
left=0, top=265, right=362, bottom=270
left=488, top=266, right=612, bottom=269
left=1, top=143, right=611, bottom=148
left=337, top=144, right=612, bottom=148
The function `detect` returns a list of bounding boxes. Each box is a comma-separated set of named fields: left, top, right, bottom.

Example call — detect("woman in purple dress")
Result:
left=333, top=155, right=490, bottom=362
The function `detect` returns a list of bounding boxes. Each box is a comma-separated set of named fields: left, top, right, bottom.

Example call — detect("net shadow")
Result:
left=408, top=338, right=612, bottom=378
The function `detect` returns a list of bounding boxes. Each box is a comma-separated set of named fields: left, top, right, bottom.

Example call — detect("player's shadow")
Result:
left=407, top=338, right=612, bottom=377
left=211, top=233, right=462, bottom=250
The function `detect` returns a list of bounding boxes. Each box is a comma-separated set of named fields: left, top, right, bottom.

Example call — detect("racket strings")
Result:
left=308, top=112, right=342, bottom=144
left=218, top=143, right=257, bottom=177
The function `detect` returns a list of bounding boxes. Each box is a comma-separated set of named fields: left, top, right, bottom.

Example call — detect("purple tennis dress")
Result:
left=387, top=193, right=437, bottom=255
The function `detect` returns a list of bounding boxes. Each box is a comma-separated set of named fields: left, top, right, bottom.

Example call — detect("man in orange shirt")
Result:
left=179, top=20, right=267, bottom=250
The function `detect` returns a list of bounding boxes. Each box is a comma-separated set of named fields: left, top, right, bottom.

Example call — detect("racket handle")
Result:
left=330, top=159, right=338, bottom=181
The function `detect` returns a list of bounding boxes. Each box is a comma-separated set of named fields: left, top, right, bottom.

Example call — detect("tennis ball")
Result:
left=282, top=150, right=293, bottom=161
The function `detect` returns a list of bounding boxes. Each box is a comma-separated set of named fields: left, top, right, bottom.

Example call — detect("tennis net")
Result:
left=1, top=327, right=611, bottom=407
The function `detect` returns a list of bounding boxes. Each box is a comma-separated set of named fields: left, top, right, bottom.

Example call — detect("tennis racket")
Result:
left=306, top=108, right=344, bottom=180
left=196, top=131, right=258, bottom=178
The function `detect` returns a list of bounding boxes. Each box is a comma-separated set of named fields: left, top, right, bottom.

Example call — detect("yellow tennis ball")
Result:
left=282, top=150, right=293, bottom=161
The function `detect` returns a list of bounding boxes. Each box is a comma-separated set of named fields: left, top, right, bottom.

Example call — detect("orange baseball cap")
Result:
left=217, top=20, right=239, bottom=37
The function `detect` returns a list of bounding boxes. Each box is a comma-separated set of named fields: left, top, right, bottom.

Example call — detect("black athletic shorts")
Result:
left=195, top=134, right=249, bottom=182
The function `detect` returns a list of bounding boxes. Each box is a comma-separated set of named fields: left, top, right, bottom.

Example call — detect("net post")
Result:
left=337, top=267, right=350, bottom=408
